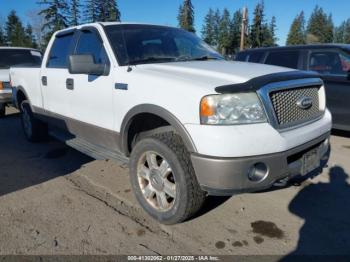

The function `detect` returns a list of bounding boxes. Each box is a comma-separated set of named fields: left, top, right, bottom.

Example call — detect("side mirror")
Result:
left=68, top=54, right=109, bottom=76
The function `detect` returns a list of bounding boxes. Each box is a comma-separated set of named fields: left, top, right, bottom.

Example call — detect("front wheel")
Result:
left=20, top=101, right=48, bottom=142
left=129, top=131, right=206, bottom=225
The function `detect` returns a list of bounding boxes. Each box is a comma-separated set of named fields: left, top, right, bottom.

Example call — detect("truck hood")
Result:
left=0, top=69, right=10, bottom=82
left=136, top=60, right=294, bottom=89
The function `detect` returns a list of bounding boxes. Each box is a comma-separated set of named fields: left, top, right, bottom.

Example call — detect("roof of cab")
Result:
left=55, top=22, right=176, bottom=35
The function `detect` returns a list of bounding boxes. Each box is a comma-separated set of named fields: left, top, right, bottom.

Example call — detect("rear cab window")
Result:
left=0, top=49, right=42, bottom=69
left=308, top=49, right=350, bottom=76
left=265, top=51, right=300, bottom=69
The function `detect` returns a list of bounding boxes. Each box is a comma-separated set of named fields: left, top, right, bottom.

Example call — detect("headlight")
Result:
left=200, top=93, right=267, bottom=125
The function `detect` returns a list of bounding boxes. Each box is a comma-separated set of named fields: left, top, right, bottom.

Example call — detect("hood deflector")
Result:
left=215, top=71, right=321, bottom=94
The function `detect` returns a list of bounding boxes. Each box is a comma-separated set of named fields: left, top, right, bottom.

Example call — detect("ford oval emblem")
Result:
left=297, top=96, right=313, bottom=110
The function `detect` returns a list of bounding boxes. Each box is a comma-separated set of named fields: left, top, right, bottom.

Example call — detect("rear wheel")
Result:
left=0, top=103, right=5, bottom=117
left=20, top=101, right=48, bottom=142
left=129, top=131, right=206, bottom=225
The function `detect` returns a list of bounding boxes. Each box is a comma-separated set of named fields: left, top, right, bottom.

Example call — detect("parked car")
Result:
left=10, top=23, right=331, bottom=224
left=235, top=44, right=350, bottom=131
left=0, top=47, right=42, bottom=117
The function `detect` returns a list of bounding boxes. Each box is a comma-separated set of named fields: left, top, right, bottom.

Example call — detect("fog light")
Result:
left=248, top=163, right=269, bottom=182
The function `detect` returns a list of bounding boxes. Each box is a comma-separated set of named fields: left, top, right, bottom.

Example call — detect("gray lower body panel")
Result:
left=191, top=132, right=330, bottom=196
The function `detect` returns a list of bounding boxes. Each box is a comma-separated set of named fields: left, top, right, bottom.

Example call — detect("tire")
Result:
left=20, top=101, right=48, bottom=142
left=0, top=103, right=5, bottom=118
left=129, top=131, right=206, bottom=225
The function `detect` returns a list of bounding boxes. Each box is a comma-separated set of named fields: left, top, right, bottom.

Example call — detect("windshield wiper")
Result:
left=191, top=56, right=222, bottom=61
left=128, top=57, right=176, bottom=65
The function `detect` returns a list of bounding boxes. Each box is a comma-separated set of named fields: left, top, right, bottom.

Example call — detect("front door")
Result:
left=67, top=28, right=117, bottom=149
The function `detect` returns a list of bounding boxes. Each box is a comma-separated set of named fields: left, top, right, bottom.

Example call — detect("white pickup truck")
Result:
left=0, top=47, right=42, bottom=117
left=10, top=23, right=332, bottom=224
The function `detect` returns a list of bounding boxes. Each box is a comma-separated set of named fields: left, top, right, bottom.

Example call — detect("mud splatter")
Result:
left=215, top=241, right=225, bottom=249
left=242, top=240, right=248, bottom=246
left=137, top=229, right=146, bottom=237
left=251, top=221, right=284, bottom=239
left=254, top=236, right=264, bottom=244
left=232, top=241, right=243, bottom=247
left=124, top=189, right=131, bottom=193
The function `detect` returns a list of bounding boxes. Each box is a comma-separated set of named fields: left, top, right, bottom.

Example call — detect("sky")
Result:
left=0, top=0, right=349, bottom=45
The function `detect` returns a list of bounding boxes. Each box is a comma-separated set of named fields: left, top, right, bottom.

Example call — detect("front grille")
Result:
left=270, top=86, right=323, bottom=128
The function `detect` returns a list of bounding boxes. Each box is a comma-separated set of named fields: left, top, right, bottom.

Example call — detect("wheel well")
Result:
left=126, top=113, right=171, bottom=155
left=16, top=90, right=27, bottom=109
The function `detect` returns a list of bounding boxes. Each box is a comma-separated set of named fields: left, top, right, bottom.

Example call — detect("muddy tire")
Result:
left=20, top=101, right=48, bottom=142
left=129, top=131, right=206, bottom=225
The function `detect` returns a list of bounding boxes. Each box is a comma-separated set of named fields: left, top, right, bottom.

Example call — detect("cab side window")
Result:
left=75, top=30, right=109, bottom=65
left=47, top=33, right=75, bottom=68
left=309, top=50, right=350, bottom=76
left=265, top=51, right=299, bottom=69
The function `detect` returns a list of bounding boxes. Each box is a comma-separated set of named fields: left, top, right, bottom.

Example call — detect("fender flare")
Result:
left=120, top=104, right=197, bottom=155
left=14, top=86, right=33, bottom=110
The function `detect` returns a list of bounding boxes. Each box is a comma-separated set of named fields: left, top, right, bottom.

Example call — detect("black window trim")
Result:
left=46, top=30, right=78, bottom=69
left=262, top=50, right=302, bottom=70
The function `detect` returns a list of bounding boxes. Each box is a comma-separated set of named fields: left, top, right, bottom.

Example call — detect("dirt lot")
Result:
left=0, top=107, right=349, bottom=257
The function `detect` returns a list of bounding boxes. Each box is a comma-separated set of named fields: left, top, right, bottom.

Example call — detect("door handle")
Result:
left=41, top=76, right=47, bottom=86
left=66, top=78, right=74, bottom=90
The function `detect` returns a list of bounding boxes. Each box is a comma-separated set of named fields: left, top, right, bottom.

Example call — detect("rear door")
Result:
left=41, top=31, right=77, bottom=118
left=308, top=49, right=350, bottom=130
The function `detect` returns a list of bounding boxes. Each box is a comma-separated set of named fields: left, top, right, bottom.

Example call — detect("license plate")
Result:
left=301, top=148, right=320, bottom=176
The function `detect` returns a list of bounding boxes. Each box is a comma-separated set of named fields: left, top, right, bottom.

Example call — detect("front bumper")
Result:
left=191, top=132, right=330, bottom=196
left=0, top=89, right=12, bottom=104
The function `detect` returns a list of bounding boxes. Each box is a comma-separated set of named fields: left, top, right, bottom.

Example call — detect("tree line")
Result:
left=179, top=0, right=350, bottom=55
left=0, top=0, right=350, bottom=53
left=0, top=0, right=121, bottom=49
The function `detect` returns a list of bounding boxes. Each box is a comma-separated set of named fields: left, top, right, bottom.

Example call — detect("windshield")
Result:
left=104, top=24, right=224, bottom=66
left=0, top=49, right=42, bottom=69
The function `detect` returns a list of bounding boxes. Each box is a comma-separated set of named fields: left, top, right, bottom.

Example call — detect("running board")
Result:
left=49, top=129, right=129, bottom=166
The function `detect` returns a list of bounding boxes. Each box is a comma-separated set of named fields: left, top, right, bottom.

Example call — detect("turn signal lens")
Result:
left=200, top=96, right=215, bottom=117
left=0, top=81, right=3, bottom=90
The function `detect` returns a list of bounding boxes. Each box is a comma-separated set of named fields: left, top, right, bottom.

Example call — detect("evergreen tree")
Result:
left=24, top=24, right=38, bottom=48
left=250, top=1, right=265, bottom=48
left=307, top=6, right=333, bottom=43
left=345, top=19, right=350, bottom=44
left=0, top=26, right=5, bottom=45
left=201, top=8, right=215, bottom=46
left=69, top=0, right=81, bottom=26
left=229, top=10, right=242, bottom=53
left=334, top=21, right=346, bottom=43
left=5, top=10, right=26, bottom=46
left=38, top=0, right=69, bottom=43
left=212, top=9, right=221, bottom=46
left=269, top=16, right=278, bottom=45
left=287, top=12, right=306, bottom=45
left=96, top=0, right=121, bottom=22
left=218, top=8, right=231, bottom=55
left=84, top=0, right=98, bottom=23
left=177, top=0, right=195, bottom=33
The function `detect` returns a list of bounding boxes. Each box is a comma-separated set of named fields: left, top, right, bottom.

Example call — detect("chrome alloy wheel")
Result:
left=137, top=151, right=176, bottom=211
